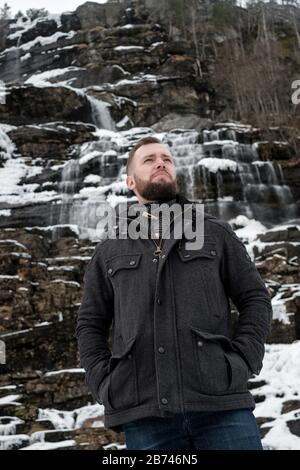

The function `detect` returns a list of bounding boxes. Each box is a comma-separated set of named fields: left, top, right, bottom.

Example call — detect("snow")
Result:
left=262, top=419, right=300, bottom=451
left=47, top=265, right=75, bottom=271
left=37, top=404, right=104, bottom=430
left=24, top=67, right=86, bottom=86
left=0, top=210, right=11, bottom=217
left=0, top=417, right=24, bottom=436
left=198, top=157, right=238, bottom=173
left=271, top=301, right=291, bottom=325
left=34, top=321, right=52, bottom=328
left=0, top=275, right=21, bottom=280
left=150, top=41, right=165, bottom=48
left=2, top=31, right=76, bottom=55
left=0, top=328, right=32, bottom=338
left=0, top=124, right=17, bottom=133
left=0, top=138, right=60, bottom=206
left=0, top=126, right=16, bottom=163
left=116, top=115, right=131, bottom=128
left=0, top=434, right=30, bottom=450
left=7, top=14, right=62, bottom=41
left=79, top=150, right=102, bottom=165
left=44, top=368, right=85, bottom=377
left=229, top=215, right=268, bottom=243
left=0, top=395, right=22, bottom=405
left=83, top=174, right=102, bottom=184
left=119, top=24, right=138, bottom=29
left=50, top=279, right=80, bottom=287
left=78, top=180, right=127, bottom=199
left=253, top=342, right=300, bottom=449
left=20, top=53, right=31, bottom=62
left=114, top=45, right=145, bottom=51
left=267, top=222, right=300, bottom=232
left=20, top=439, right=76, bottom=450
left=0, top=239, right=27, bottom=249
left=25, top=224, right=80, bottom=236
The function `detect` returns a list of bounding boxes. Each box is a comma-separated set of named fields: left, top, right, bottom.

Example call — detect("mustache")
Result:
left=152, top=170, right=169, bottom=178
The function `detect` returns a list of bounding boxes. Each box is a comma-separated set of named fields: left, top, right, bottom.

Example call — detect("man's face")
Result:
left=126, top=143, right=178, bottom=203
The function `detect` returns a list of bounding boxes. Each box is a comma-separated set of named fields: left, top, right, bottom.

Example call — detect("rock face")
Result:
left=0, top=0, right=300, bottom=450
left=0, top=86, right=92, bottom=126
left=0, top=227, right=125, bottom=449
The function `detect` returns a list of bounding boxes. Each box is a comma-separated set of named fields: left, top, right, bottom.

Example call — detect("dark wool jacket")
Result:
left=75, top=193, right=273, bottom=434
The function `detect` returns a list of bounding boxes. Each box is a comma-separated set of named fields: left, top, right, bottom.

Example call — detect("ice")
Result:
left=0, top=434, right=30, bottom=450
left=0, top=417, right=24, bottom=436
left=198, top=157, right=238, bottom=173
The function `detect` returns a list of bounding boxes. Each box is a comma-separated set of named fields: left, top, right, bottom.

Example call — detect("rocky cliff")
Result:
left=0, top=0, right=300, bottom=450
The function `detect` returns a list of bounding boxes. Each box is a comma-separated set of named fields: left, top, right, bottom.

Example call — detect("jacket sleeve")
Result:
left=75, top=242, right=113, bottom=401
left=220, top=222, right=273, bottom=376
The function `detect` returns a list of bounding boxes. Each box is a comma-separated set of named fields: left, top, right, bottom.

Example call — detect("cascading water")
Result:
left=50, top=124, right=299, bottom=238
left=169, top=127, right=298, bottom=224
left=52, top=132, right=125, bottom=238
left=87, top=96, right=116, bottom=131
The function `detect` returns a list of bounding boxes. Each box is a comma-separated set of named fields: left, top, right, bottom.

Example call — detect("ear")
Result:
left=126, top=175, right=135, bottom=190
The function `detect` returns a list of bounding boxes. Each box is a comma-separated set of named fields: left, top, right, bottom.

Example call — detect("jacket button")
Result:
left=158, top=347, right=165, bottom=353
left=129, top=260, right=135, bottom=265
left=197, top=340, right=203, bottom=347
left=152, top=258, right=158, bottom=263
left=161, top=397, right=168, bottom=404
left=161, top=254, right=165, bottom=258
left=107, top=268, right=113, bottom=274
left=127, top=354, right=132, bottom=359
left=157, top=299, right=161, bottom=305
left=210, top=250, right=216, bottom=256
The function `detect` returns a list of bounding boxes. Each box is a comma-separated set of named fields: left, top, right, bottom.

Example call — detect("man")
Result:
left=76, top=136, right=273, bottom=450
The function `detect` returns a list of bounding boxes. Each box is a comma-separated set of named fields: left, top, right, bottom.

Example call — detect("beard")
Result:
left=133, top=173, right=178, bottom=202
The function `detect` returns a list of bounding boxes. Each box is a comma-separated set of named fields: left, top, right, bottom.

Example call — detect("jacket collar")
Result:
left=116, top=192, right=215, bottom=223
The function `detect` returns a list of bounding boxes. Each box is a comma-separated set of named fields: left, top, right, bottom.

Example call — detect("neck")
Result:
left=139, top=194, right=178, bottom=206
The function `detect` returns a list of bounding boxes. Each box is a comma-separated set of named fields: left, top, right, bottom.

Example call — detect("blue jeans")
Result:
left=122, top=409, right=263, bottom=450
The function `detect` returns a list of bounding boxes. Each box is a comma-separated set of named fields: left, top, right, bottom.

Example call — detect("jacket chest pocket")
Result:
left=177, top=242, right=222, bottom=317
left=106, top=253, right=142, bottom=278
left=190, top=326, right=251, bottom=396
left=98, top=335, right=139, bottom=412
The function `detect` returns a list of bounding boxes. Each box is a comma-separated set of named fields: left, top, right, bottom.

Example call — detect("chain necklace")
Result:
left=152, top=235, right=163, bottom=257
left=141, top=196, right=187, bottom=257
left=142, top=210, right=164, bottom=257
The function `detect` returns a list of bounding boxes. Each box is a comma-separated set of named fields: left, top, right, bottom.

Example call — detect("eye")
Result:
left=144, top=158, right=152, bottom=162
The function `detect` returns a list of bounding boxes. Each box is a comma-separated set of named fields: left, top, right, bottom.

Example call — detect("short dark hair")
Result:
left=126, top=136, right=162, bottom=175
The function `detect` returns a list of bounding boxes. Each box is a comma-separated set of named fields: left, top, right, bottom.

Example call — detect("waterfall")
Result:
left=53, top=134, right=125, bottom=238
left=87, top=96, right=116, bottom=131
left=48, top=125, right=298, bottom=236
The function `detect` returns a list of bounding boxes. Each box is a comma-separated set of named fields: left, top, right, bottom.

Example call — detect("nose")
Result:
left=155, top=158, right=166, bottom=170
